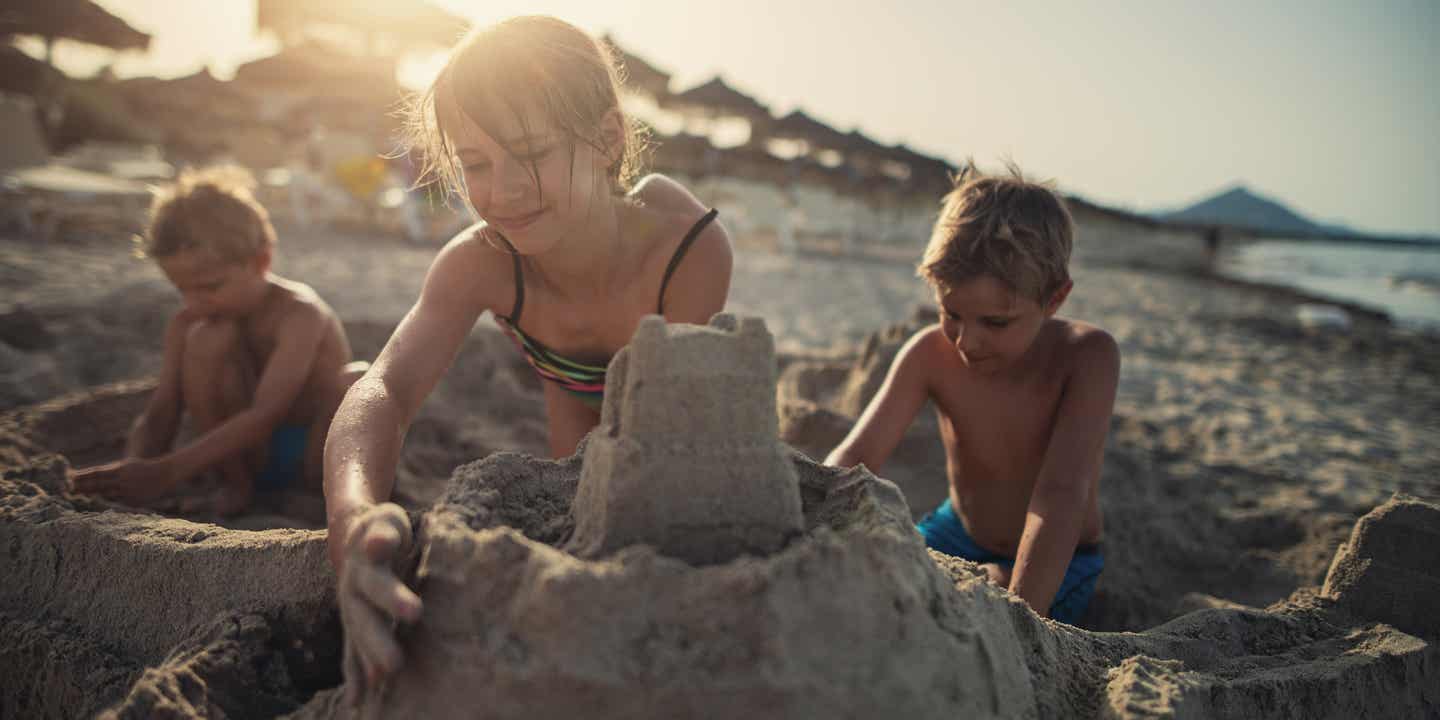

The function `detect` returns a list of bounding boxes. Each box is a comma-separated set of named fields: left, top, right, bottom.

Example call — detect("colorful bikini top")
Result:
left=494, top=208, right=720, bottom=410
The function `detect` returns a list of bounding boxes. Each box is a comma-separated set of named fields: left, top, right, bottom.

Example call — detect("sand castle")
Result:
left=568, top=313, right=804, bottom=564
left=1, top=314, right=1438, bottom=718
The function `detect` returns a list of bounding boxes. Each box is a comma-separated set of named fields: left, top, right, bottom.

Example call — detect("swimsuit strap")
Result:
left=656, top=208, right=719, bottom=315
left=497, top=232, right=525, bottom=324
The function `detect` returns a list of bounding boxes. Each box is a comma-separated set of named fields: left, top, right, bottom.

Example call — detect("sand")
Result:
left=2, top=223, right=1438, bottom=716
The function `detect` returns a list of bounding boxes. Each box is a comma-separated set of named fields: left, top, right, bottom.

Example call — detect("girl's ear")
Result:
left=598, top=108, right=625, bottom=168
left=1045, top=280, right=1073, bottom=316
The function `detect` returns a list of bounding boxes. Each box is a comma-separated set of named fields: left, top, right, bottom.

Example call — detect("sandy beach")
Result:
left=2, top=222, right=1438, bottom=716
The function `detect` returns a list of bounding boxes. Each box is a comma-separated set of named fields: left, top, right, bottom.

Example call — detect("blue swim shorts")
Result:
left=917, top=499, right=1103, bottom=625
left=256, top=424, right=308, bottom=492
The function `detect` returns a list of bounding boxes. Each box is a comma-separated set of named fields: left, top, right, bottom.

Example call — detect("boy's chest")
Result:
left=932, top=374, right=1065, bottom=455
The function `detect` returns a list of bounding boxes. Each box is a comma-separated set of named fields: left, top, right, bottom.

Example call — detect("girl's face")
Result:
left=445, top=100, right=617, bottom=255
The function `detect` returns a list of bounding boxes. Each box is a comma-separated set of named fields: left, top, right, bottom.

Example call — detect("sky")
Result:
left=25, top=0, right=1440, bottom=237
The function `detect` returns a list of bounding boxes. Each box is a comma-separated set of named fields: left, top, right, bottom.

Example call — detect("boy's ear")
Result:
left=253, top=245, right=273, bottom=275
left=1045, top=280, right=1073, bottom=316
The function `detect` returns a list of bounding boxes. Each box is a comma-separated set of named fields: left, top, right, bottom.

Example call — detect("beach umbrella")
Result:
left=0, top=44, right=64, bottom=97
left=601, top=34, right=671, bottom=100
left=770, top=109, right=848, bottom=150
left=256, top=0, right=468, bottom=51
left=233, top=41, right=397, bottom=97
left=0, top=0, right=150, bottom=61
left=665, top=76, right=770, bottom=122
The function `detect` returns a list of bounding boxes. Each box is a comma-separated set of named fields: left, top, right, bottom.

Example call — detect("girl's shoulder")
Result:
left=627, top=174, right=730, bottom=264
left=424, top=221, right=518, bottom=314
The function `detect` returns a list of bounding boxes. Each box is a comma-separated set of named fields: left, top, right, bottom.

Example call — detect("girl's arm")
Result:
left=324, top=234, right=499, bottom=566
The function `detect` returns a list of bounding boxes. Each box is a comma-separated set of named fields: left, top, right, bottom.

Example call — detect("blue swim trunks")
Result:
left=917, top=499, right=1103, bottom=625
left=256, top=424, right=308, bottom=492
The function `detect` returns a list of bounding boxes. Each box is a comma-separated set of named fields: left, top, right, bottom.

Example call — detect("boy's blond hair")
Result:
left=918, top=161, right=1074, bottom=303
left=139, top=165, right=276, bottom=263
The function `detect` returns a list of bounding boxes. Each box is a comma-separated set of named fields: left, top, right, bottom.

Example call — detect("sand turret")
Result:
left=568, top=313, right=804, bottom=564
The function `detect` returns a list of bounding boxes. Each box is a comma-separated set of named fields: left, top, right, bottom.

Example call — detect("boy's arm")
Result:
left=1008, top=331, right=1120, bottom=617
left=163, top=306, right=326, bottom=484
left=125, top=311, right=191, bottom=458
left=824, top=327, right=937, bottom=472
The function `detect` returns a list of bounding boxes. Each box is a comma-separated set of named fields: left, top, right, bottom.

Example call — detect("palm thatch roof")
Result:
left=0, top=44, right=64, bottom=96
left=602, top=35, right=670, bottom=99
left=233, top=41, right=396, bottom=95
left=770, top=109, right=847, bottom=148
left=666, top=76, right=769, bottom=120
left=0, top=0, right=150, bottom=52
left=256, top=0, right=468, bottom=50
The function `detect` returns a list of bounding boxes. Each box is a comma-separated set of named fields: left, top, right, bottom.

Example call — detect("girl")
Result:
left=324, top=16, right=732, bottom=693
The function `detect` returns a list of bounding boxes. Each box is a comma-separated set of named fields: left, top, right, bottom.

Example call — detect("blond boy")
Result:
left=72, top=166, right=366, bottom=515
left=826, top=164, right=1119, bottom=624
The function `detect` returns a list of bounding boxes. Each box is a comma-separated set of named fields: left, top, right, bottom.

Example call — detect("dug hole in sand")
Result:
left=2, top=314, right=1438, bottom=718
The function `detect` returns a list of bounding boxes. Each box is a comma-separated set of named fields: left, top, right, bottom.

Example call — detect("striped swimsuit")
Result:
left=495, top=208, right=719, bottom=410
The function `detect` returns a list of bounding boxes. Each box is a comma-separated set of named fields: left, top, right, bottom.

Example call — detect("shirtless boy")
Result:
left=72, top=166, right=367, bottom=515
left=826, top=163, right=1120, bottom=624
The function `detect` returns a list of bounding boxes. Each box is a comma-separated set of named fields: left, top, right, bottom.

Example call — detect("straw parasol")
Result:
left=665, top=76, right=770, bottom=122
left=769, top=109, right=848, bottom=150
left=0, top=0, right=150, bottom=60
left=256, top=0, right=468, bottom=51
left=601, top=35, right=671, bottom=100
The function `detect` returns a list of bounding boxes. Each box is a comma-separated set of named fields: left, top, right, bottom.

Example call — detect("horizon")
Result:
left=16, top=0, right=1440, bottom=238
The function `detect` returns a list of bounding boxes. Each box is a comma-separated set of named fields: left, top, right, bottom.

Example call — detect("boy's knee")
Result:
left=184, top=318, right=242, bottom=363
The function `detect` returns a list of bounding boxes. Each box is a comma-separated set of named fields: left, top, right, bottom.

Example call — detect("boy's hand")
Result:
left=70, top=458, right=176, bottom=504
left=338, top=503, right=424, bottom=706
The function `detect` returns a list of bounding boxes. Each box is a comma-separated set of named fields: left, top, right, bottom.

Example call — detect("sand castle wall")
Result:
left=1, top=313, right=1437, bottom=718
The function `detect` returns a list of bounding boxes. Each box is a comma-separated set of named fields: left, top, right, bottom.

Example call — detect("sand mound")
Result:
left=2, top=313, right=1437, bottom=717
left=287, top=315, right=1438, bottom=719
left=0, top=459, right=340, bottom=718
left=1322, top=494, right=1440, bottom=639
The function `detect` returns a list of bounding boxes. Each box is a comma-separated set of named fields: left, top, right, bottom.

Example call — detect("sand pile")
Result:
left=0, top=458, right=341, bottom=718
left=281, top=315, right=1436, bottom=719
left=3, top=296, right=1438, bottom=717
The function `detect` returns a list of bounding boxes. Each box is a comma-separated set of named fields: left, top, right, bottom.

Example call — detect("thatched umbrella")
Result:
left=0, top=44, right=63, bottom=97
left=233, top=41, right=397, bottom=99
left=601, top=35, right=671, bottom=100
left=0, top=0, right=150, bottom=63
left=256, top=0, right=468, bottom=52
left=887, top=142, right=956, bottom=190
left=769, top=109, right=847, bottom=149
left=666, top=76, right=770, bottom=122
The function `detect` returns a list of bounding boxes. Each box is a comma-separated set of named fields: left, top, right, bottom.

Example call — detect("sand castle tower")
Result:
left=568, top=313, right=804, bottom=564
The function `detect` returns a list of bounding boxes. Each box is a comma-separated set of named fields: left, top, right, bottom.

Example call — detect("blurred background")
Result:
left=2, top=0, right=1437, bottom=327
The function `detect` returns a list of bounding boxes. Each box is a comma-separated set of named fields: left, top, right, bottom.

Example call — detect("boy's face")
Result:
left=935, top=275, right=1070, bottom=375
left=156, top=247, right=267, bottom=318
left=444, top=95, right=621, bottom=256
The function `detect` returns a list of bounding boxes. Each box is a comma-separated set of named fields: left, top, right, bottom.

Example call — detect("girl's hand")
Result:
left=337, top=502, right=423, bottom=705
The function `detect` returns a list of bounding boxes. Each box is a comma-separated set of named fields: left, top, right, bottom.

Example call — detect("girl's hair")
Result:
left=917, top=159, right=1074, bottom=303
left=401, top=15, right=650, bottom=205
left=139, top=164, right=276, bottom=262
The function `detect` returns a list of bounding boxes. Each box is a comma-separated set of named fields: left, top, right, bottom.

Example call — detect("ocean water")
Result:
left=1219, top=239, right=1440, bottom=329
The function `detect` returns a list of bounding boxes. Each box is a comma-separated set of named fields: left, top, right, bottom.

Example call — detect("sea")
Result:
left=1219, top=239, right=1440, bottom=330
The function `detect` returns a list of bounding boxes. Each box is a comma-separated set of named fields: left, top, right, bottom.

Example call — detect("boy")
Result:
left=825, top=163, right=1119, bottom=625
left=72, top=166, right=367, bottom=516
